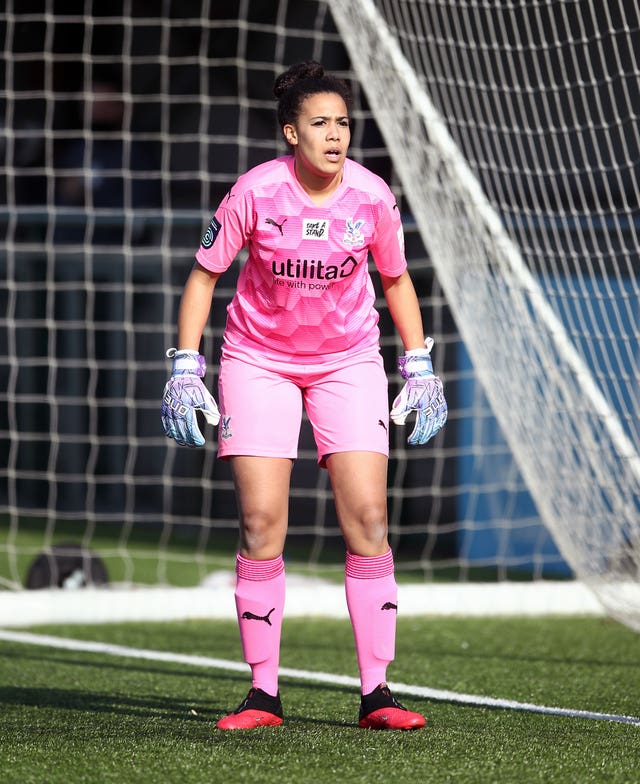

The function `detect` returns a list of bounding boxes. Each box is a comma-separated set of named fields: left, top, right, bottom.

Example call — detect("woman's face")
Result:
left=284, top=92, right=350, bottom=185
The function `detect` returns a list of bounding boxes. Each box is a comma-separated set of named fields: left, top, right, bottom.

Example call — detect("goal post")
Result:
left=327, top=0, right=640, bottom=630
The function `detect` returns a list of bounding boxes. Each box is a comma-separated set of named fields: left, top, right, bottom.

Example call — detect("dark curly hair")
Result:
left=273, top=61, right=352, bottom=143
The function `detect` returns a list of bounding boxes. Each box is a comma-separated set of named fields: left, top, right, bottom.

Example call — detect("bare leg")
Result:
left=326, top=450, right=389, bottom=556
left=231, top=455, right=293, bottom=559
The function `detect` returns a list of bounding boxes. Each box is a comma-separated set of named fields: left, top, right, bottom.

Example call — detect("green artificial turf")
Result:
left=1, top=615, right=639, bottom=783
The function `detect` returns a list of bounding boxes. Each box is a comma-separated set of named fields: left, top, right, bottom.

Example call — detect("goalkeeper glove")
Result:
left=161, top=348, right=220, bottom=447
left=390, top=337, right=447, bottom=445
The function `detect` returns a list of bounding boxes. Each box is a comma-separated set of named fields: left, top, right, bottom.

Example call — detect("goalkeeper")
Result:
left=162, top=60, right=447, bottom=731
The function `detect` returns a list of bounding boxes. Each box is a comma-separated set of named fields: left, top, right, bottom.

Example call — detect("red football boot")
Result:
left=359, top=683, right=426, bottom=730
left=216, top=687, right=283, bottom=731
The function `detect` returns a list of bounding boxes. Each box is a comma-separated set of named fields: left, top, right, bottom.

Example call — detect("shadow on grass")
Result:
left=0, top=685, right=216, bottom=720
left=0, top=648, right=360, bottom=728
left=0, top=683, right=356, bottom=729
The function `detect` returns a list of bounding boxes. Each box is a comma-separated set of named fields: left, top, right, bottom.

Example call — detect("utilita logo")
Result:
left=271, top=256, right=357, bottom=281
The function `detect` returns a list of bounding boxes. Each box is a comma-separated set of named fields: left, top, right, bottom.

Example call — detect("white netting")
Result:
left=328, top=0, right=640, bottom=630
left=1, top=1, right=581, bottom=602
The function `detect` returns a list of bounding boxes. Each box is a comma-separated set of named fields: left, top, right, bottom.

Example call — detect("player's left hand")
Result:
left=390, top=338, right=447, bottom=445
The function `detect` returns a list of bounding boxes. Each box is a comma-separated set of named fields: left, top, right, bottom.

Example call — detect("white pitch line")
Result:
left=1, top=629, right=639, bottom=727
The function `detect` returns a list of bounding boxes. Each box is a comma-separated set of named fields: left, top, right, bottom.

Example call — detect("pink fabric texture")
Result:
left=345, top=549, right=398, bottom=695
left=196, top=156, right=406, bottom=360
left=217, top=344, right=389, bottom=463
left=234, top=553, right=285, bottom=697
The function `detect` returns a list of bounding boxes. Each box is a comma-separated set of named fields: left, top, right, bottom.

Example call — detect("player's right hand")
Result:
left=161, top=349, right=220, bottom=447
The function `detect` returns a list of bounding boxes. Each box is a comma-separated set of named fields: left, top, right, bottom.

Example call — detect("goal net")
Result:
left=1, top=1, right=637, bottom=627
left=327, top=0, right=640, bottom=631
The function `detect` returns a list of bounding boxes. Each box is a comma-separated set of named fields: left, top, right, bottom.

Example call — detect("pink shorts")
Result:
left=216, top=345, right=390, bottom=466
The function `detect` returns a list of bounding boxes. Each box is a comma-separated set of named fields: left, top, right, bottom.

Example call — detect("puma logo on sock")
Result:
left=242, top=607, right=276, bottom=625
left=380, top=602, right=398, bottom=611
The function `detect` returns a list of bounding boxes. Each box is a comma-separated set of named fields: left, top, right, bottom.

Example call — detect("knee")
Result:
left=362, top=511, right=388, bottom=548
left=344, top=501, right=389, bottom=553
left=362, top=498, right=388, bottom=530
left=239, top=509, right=286, bottom=559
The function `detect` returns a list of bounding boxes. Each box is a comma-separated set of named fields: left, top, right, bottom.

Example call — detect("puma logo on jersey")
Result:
left=378, top=419, right=387, bottom=431
left=242, top=607, right=276, bottom=625
left=265, top=217, right=287, bottom=235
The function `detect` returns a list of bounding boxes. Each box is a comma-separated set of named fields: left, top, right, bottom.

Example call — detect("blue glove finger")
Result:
left=166, top=413, right=188, bottom=446
left=407, top=381, right=448, bottom=445
left=407, top=409, right=438, bottom=445
left=183, top=409, right=205, bottom=447
left=408, top=409, right=430, bottom=445
left=162, top=397, right=185, bottom=444
left=161, top=406, right=182, bottom=443
left=162, top=403, right=195, bottom=447
left=162, top=381, right=202, bottom=446
left=170, top=406, right=199, bottom=447
left=162, top=416, right=178, bottom=443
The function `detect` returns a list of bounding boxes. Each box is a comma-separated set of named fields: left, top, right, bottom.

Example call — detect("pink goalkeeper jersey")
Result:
left=195, top=156, right=407, bottom=360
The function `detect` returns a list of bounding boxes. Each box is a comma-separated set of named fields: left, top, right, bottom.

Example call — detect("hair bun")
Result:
left=273, top=60, right=325, bottom=99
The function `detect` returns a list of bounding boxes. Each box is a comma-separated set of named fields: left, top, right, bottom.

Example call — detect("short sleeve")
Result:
left=195, top=186, right=254, bottom=272
left=368, top=187, right=407, bottom=278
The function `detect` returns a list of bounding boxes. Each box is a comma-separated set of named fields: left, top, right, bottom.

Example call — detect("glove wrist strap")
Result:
left=397, top=337, right=435, bottom=379
left=166, top=347, right=206, bottom=378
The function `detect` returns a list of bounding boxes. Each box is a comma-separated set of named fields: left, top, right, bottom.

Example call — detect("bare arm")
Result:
left=379, top=269, right=425, bottom=352
left=177, top=262, right=222, bottom=351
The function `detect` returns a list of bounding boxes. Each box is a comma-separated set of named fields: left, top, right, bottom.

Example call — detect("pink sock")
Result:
left=345, top=548, right=397, bottom=695
left=234, top=553, right=285, bottom=697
